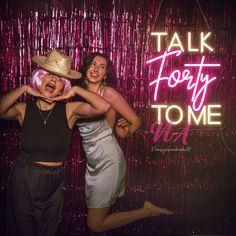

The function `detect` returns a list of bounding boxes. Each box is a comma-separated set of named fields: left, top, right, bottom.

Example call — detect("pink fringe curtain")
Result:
left=0, top=0, right=236, bottom=235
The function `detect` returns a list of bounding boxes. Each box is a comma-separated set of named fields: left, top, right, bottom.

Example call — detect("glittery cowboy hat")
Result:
left=32, top=50, right=82, bottom=79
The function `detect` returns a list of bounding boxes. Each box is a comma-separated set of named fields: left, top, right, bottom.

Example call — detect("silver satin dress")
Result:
left=77, top=117, right=126, bottom=208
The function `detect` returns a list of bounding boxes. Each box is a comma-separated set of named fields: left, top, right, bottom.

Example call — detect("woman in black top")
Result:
left=0, top=49, right=110, bottom=236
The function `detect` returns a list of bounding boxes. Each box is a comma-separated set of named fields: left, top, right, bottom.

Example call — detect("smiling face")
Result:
left=38, top=73, right=65, bottom=98
left=86, top=56, right=108, bottom=85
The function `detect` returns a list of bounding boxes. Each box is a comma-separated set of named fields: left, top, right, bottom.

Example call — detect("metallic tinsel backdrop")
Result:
left=0, top=0, right=236, bottom=235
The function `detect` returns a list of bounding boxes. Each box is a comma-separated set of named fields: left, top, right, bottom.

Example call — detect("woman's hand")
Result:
left=24, top=85, right=52, bottom=103
left=50, top=87, right=76, bottom=102
left=24, top=85, right=43, bottom=97
left=0, top=84, right=49, bottom=120
left=115, top=118, right=131, bottom=138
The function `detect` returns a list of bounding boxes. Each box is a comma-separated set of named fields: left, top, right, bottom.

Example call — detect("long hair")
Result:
left=79, top=52, right=117, bottom=88
left=31, top=68, right=71, bottom=94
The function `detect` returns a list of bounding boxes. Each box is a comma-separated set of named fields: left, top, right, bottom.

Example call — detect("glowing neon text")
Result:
left=151, top=104, right=221, bottom=125
left=147, top=50, right=221, bottom=111
left=151, top=32, right=213, bottom=52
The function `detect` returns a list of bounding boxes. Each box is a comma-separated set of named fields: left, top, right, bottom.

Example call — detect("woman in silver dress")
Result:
left=77, top=52, right=173, bottom=235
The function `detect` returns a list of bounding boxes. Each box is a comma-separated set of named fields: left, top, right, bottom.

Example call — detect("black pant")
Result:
left=7, top=157, right=64, bottom=236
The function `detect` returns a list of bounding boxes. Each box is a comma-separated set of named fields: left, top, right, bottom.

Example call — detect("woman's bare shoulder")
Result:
left=102, top=86, right=121, bottom=98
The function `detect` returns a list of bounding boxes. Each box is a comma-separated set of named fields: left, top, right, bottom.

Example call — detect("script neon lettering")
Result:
left=147, top=50, right=220, bottom=111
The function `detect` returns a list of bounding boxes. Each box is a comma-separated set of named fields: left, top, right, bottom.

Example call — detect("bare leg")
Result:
left=87, top=201, right=173, bottom=233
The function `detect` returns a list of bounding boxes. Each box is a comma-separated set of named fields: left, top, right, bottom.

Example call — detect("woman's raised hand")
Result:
left=24, top=85, right=43, bottom=98
left=115, top=118, right=131, bottom=138
left=50, top=87, right=76, bottom=102
left=23, top=85, right=52, bottom=103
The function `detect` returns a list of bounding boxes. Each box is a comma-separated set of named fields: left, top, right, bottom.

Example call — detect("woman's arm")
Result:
left=73, top=86, right=111, bottom=116
left=103, top=87, right=141, bottom=138
left=51, top=86, right=111, bottom=121
left=0, top=85, right=25, bottom=118
left=0, top=85, right=45, bottom=122
left=0, top=85, right=28, bottom=121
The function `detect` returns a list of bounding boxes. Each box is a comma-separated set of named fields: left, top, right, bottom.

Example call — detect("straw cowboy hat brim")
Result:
left=32, top=50, right=82, bottom=80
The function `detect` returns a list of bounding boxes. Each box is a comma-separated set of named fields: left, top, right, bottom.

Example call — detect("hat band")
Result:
left=43, top=63, right=71, bottom=75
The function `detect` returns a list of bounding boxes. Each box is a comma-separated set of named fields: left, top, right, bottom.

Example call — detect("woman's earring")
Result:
left=83, top=77, right=89, bottom=88
left=99, top=79, right=107, bottom=87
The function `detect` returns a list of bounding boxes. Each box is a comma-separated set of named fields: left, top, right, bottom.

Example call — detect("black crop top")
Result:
left=20, top=101, right=72, bottom=162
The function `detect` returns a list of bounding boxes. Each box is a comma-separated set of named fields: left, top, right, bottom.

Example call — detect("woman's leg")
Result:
left=7, top=161, right=36, bottom=236
left=8, top=158, right=64, bottom=236
left=87, top=201, right=173, bottom=233
left=26, top=162, right=64, bottom=236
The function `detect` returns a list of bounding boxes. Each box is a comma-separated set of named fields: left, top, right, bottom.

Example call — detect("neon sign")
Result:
left=146, top=50, right=221, bottom=111
left=147, top=32, right=221, bottom=145
left=150, top=32, right=213, bottom=52
left=151, top=104, right=221, bottom=125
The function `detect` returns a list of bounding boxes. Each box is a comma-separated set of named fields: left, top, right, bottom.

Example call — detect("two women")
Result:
left=0, top=49, right=173, bottom=236
left=0, top=50, right=110, bottom=236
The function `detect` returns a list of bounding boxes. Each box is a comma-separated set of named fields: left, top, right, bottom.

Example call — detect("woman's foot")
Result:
left=143, top=201, right=174, bottom=217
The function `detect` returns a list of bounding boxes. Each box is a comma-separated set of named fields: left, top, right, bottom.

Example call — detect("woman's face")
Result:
left=86, top=56, right=107, bottom=84
left=39, top=72, right=65, bottom=98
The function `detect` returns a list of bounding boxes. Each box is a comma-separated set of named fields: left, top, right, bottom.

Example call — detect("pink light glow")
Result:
left=147, top=50, right=221, bottom=111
